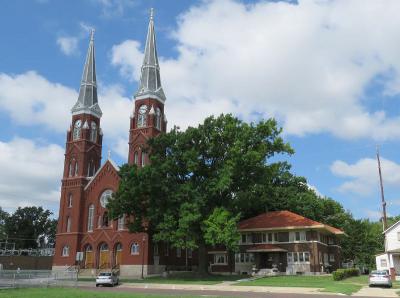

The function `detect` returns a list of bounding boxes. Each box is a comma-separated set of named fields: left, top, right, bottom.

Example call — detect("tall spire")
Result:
left=134, top=8, right=166, bottom=103
left=71, top=29, right=102, bottom=117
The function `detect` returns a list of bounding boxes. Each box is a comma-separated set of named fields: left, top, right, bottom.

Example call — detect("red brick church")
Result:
left=53, top=11, right=344, bottom=277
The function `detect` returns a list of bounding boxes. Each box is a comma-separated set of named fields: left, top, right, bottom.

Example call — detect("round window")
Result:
left=100, top=189, right=113, bottom=208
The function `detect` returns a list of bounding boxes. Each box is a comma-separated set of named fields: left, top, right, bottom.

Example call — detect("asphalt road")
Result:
left=80, top=285, right=383, bottom=298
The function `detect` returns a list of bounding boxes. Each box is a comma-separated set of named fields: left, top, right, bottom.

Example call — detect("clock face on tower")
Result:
left=139, top=105, right=147, bottom=114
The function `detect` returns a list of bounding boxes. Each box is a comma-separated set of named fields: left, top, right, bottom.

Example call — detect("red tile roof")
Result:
left=246, top=244, right=287, bottom=252
left=238, top=210, right=344, bottom=235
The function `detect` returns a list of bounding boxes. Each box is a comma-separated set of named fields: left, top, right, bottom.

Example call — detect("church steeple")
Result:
left=134, top=8, right=166, bottom=103
left=71, top=29, right=102, bottom=118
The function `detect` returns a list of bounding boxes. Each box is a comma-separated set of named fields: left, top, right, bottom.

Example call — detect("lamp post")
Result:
left=141, top=234, right=146, bottom=279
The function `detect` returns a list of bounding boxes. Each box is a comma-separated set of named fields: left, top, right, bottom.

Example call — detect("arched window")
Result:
left=62, top=245, right=70, bottom=256
left=137, top=105, right=147, bottom=128
left=102, top=212, right=109, bottom=227
left=67, top=194, right=72, bottom=207
left=74, top=161, right=79, bottom=176
left=66, top=217, right=71, bottom=232
left=100, top=243, right=109, bottom=251
left=87, top=160, right=94, bottom=176
left=131, top=243, right=139, bottom=255
left=155, top=107, right=161, bottom=130
left=85, top=244, right=92, bottom=252
left=117, top=215, right=125, bottom=230
left=73, top=120, right=82, bottom=140
left=141, top=152, right=146, bottom=167
left=90, top=122, right=97, bottom=142
left=134, top=151, right=138, bottom=165
left=116, top=243, right=122, bottom=252
left=87, top=204, right=94, bottom=232
left=68, top=162, right=73, bottom=177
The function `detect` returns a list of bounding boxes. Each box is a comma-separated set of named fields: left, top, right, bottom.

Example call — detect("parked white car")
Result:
left=95, top=272, right=119, bottom=287
left=369, top=270, right=392, bottom=288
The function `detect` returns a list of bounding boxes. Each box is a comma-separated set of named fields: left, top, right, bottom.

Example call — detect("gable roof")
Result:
left=238, top=210, right=344, bottom=235
left=84, top=158, right=120, bottom=191
left=383, top=220, right=400, bottom=235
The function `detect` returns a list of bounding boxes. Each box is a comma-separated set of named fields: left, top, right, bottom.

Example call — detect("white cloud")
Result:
left=92, top=0, right=137, bottom=18
left=0, top=71, right=76, bottom=131
left=330, top=157, right=400, bottom=195
left=0, top=138, right=64, bottom=213
left=110, top=0, right=400, bottom=140
left=56, top=36, right=79, bottom=56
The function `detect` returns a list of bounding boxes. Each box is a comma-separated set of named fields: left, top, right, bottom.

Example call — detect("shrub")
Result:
left=332, top=268, right=360, bottom=281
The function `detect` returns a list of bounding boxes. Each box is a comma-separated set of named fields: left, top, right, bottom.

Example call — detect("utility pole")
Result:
left=377, top=146, right=388, bottom=231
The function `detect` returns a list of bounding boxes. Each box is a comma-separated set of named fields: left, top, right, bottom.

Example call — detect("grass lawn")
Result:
left=0, top=288, right=229, bottom=298
left=237, top=274, right=369, bottom=295
left=80, top=273, right=244, bottom=285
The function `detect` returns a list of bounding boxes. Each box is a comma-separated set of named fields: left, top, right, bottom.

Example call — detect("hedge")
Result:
left=332, top=268, right=360, bottom=281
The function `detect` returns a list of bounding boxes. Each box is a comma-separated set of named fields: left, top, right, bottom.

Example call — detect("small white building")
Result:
left=376, top=221, right=400, bottom=280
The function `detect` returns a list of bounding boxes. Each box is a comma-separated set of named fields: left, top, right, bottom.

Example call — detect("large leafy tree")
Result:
left=4, top=206, right=55, bottom=249
left=109, top=114, right=295, bottom=273
left=0, top=207, right=9, bottom=238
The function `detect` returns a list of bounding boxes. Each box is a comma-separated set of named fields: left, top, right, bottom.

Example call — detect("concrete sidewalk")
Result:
left=122, top=282, right=327, bottom=295
left=352, top=286, right=398, bottom=297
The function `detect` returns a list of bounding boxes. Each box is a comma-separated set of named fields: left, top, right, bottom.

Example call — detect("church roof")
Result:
left=134, top=8, right=166, bottom=103
left=71, top=29, right=102, bottom=118
left=84, top=158, right=119, bottom=191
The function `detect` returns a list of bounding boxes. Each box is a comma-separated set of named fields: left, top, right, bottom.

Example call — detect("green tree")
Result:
left=203, top=207, right=240, bottom=273
left=4, top=206, right=55, bottom=249
left=0, top=207, right=9, bottom=238
left=109, top=114, right=294, bottom=273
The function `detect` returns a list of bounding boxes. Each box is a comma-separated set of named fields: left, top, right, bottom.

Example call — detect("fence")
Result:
left=0, top=269, right=77, bottom=289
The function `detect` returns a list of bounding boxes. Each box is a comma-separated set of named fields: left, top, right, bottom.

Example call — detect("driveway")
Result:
left=353, top=286, right=398, bottom=297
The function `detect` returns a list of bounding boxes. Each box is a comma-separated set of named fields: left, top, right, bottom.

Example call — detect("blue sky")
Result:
left=1, top=0, right=400, bottom=221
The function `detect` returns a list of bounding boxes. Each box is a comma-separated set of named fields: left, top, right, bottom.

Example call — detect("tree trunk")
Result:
left=197, top=241, right=208, bottom=275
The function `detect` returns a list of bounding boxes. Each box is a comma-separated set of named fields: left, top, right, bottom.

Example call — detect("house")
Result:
left=208, top=211, right=344, bottom=275
left=376, top=221, right=400, bottom=280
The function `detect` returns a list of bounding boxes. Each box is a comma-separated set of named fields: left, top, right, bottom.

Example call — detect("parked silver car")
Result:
left=96, top=272, right=119, bottom=287
left=369, top=270, right=392, bottom=288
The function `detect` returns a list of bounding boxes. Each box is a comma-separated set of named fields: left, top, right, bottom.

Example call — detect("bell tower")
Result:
left=128, top=9, right=167, bottom=166
left=53, top=30, right=103, bottom=267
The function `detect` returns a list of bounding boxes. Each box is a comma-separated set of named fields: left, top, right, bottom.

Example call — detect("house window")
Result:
left=87, top=205, right=94, bottom=232
left=176, top=247, right=181, bottom=258
left=66, top=217, right=71, bottom=232
left=67, top=194, right=72, bottom=208
left=288, top=252, right=310, bottom=264
left=235, top=253, right=254, bottom=264
left=62, top=245, right=70, bottom=257
left=291, top=231, right=306, bottom=242
left=214, top=254, right=227, bottom=264
left=329, top=254, right=335, bottom=262
left=90, top=122, right=97, bottom=142
left=131, top=243, right=140, bottom=255
left=381, top=259, right=388, bottom=268
left=187, top=248, right=192, bottom=258
left=117, top=215, right=125, bottom=230
left=241, top=234, right=247, bottom=244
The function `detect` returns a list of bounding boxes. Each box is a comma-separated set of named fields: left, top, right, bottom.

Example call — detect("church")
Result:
left=52, top=11, right=344, bottom=277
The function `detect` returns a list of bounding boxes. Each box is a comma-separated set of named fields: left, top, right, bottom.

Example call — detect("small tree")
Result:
left=203, top=207, right=240, bottom=273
